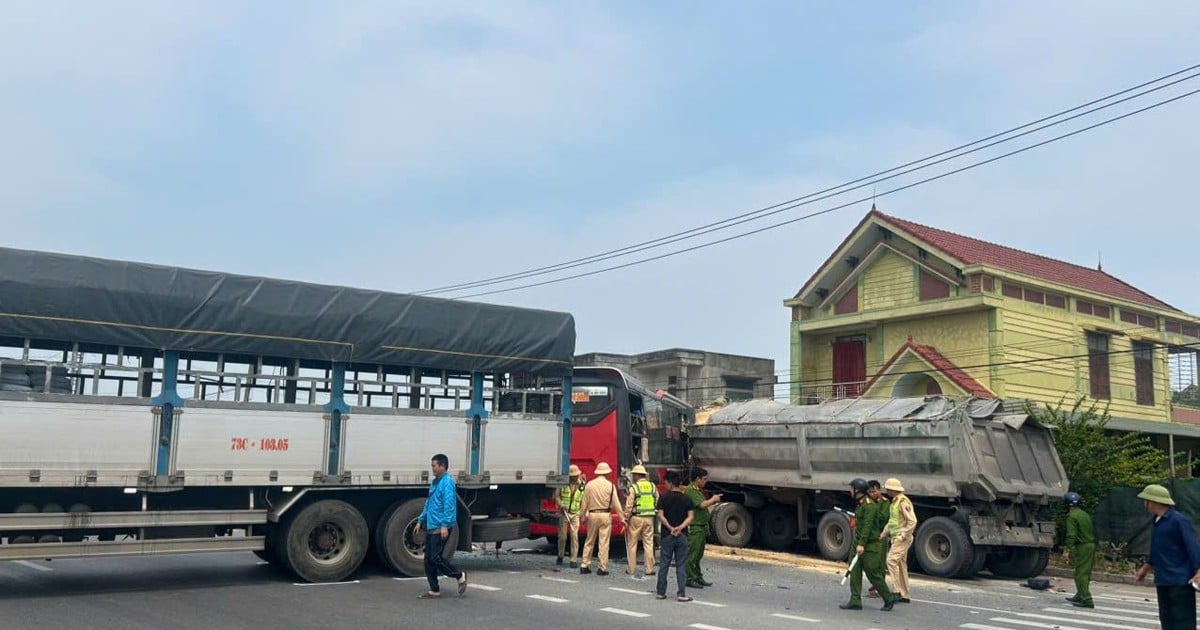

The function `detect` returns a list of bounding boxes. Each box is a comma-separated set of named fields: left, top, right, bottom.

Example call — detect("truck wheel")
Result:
left=754, top=505, right=798, bottom=551
left=914, top=516, right=972, bottom=578
left=712, top=503, right=753, bottom=548
left=376, top=498, right=457, bottom=577
left=471, top=517, right=530, bottom=543
left=706, top=504, right=726, bottom=544
left=986, top=547, right=1049, bottom=578
left=282, top=499, right=368, bottom=583
left=955, top=545, right=988, bottom=578
left=816, top=511, right=853, bottom=561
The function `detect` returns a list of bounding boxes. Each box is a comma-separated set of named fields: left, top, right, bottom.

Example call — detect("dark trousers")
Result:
left=424, top=527, right=462, bottom=592
left=657, top=532, right=689, bottom=597
left=1157, top=585, right=1197, bottom=630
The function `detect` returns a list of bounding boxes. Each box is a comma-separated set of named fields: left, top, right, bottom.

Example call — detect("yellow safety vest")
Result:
left=887, top=494, right=915, bottom=537
left=559, top=484, right=583, bottom=514
left=633, top=479, right=657, bottom=516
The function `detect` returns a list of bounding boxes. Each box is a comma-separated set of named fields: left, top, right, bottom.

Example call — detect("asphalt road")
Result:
left=0, top=540, right=1172, bottom=630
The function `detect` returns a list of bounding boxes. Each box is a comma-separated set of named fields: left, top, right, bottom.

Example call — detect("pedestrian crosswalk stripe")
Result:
left=609, top=587, right=651, bottom=595
left=541, top=576, right=579, bottom=583
left=470, top=584, right=502, bottom=591
left=601, top=607, right=651, bottom=618
left=527, top=594, right=569, bottom=603
left=771, top=613, right=820, bottom=622
left=1015, top=611, right=1146, bottom=629
left=989, top=617, right=1091, bottom=630
left=1092, top=594, right=1157, bottom=607
left=960, top=624, right=1018, bottom=630
left=689, top=624, right=735, bottom=630
left=1094, top=606, right=1157, bottom=617
left=690, top=600, right=726, bottom=607
left=1041, top=607, right=1159, bottom=625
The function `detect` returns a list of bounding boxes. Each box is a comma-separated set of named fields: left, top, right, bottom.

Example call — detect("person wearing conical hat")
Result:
left=624, top=464, right=658, bottom=577
left=1133, top=484, right=1200, bottom=629
left=556, top=464, right=585, bottom=568
left=880, top=478, right=917, bottom=604
left=579, top=461, right=624, bottom=575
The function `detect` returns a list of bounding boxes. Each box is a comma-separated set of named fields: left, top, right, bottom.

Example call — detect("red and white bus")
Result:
left=528, top=366, right=693, bottom=540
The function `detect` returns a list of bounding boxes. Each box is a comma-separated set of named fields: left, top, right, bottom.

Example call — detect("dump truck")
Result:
left=688, top=396, right=1068, bottom=579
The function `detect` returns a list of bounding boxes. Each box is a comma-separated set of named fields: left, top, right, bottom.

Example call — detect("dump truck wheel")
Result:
left=376, top=498, right=456, bottom=577
left=706, top=504, right=727, bottom=543
left=955, top=545, right=988, bottom=578
left=987, top=546, right=1049, bottom=578
left=915, top=516, right=972, bottom=578
left=712, top=503, right=753, bottom=548
left=754, top=504, right=798, bottom=551
left=283, top=499, right=368, bottom=583
left=816, top=510, right=853, bottom=561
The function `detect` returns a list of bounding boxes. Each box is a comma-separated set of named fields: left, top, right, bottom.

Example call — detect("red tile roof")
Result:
left=863, top=339, right=992, bottom=398
left=873, top=210, right=1176, bottom=311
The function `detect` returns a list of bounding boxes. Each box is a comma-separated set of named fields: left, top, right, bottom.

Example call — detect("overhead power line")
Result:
left=417, top=64, right=1200, bottom=297
left=450, top=86, right=1200, bottom=299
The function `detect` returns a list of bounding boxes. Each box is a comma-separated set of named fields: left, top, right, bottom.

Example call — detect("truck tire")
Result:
left=375, top=498, right=457, bottom=577
left=282, top=499, right=368, bottom=583
left=471, top=517, right=530, bottom=543
left=754, top=504, right=798, bottom=551
left=711, top=503, right=753, bottom=548
left=986, top=546, right=1049, bottom=578
left=706, top=504, right=726, bottom=544
left=816, top=511, right=853, bottom=561
left=955, top=545, right=988, bottom=578
left=914, top=516, right=973, bottom=578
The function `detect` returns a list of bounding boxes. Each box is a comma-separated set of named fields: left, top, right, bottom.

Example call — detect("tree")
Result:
left=1029, top=398, right=1170, bottom=514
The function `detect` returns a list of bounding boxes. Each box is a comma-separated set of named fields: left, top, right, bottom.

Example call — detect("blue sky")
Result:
left=2, top=2, right=1199, bottom=394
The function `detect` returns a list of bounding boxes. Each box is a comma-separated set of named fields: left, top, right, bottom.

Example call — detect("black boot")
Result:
left=881, top=598, right=895, bottom=612
left=838, top=603, right=863, bottom=610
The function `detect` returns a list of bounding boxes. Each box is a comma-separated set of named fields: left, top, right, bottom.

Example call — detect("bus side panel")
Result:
left=0, top=399, right=154, bottom=487
left=485, top=416, right=560, bottom=484
left=342, top=413, right=467, bottom=484
left=175, top=407, right=327, bottom=485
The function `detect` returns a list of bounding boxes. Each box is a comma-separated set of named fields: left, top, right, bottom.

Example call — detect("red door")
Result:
left=832, top=339, right=866, bottom=397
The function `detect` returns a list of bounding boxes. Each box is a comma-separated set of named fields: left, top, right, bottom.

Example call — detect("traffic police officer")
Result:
left=841, top=477, right=896, bottom=612
left=624, top=464, right=658, bottom=576
left=882, top=477, right=917, bottom=603
left=556, top=464, right=584, bottom=568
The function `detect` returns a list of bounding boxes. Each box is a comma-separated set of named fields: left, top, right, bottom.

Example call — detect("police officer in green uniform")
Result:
left=840, top=478, right=896, bottom=612
left=684, top=467, right=721, bottom=588
left=1062, top=491, right=1095, bottom=608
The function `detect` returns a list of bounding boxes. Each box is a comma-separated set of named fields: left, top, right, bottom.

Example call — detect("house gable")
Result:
left=862, top=339, right=992, bottom=399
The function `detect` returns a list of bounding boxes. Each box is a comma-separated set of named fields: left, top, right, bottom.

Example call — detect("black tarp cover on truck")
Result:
left=0, top=247, right=575, bottom=375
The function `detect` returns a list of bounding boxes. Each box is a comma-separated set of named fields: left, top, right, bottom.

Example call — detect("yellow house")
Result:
left=784, top=208, right=1200, bottom=439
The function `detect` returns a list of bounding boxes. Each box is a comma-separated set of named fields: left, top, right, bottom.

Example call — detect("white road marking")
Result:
left=392, top=577, right=425, bottom=581
left=470, top=584, right=502, bottom=591
left=1015, top=611, right=1147, bottom=629
left=601, top=607, right=651, bottom=618
left=689, top=624, right=736, bottom=630
left=14, top=560, right=52, bottom=572
left=1093, top=606, right=1157, bottom=617
left=990, top=619, right=1091, bottom=630
left=1041, top=607, right=1159, bottom=625
left=690, top=600, right=726, bottom=607
left=527, top=594, right=569, bottom=603
left=609, top=587, right=651, bottom=595
left=255, top=561, right=271, bottom=566
left=770, top=613, right=820, bottom=622
left=911, top=599, right=1010, bottom=614
left=960, top=624, right=1016, bottom=630
left=293, top=580, right=361, bottom=587
left=542, top=576, right=579, bottom=584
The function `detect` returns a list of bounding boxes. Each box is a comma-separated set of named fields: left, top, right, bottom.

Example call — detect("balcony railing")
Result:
left=796, top=380, right=866, bottom=405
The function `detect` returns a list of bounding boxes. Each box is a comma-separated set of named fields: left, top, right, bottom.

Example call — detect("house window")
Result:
left=834, top=287, right=858, bottom=315
left=1120, top=309, right=1157, bottom=328
left=1076, top=300, right=1112, bottom=319
left=919, top=269, right=951, bottom=301
left=723, top=376, right=756, bottom=401
left=1133, top=342, right=1155, bottom=406
left=1165, top=319, right=1200, bottom=338
left=1087, top=332, right=1110, bottom=400
left=1002, top=282, right=1066, bottom=309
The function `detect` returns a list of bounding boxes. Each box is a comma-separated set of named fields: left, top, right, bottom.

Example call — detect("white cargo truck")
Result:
left=0, top=247, right=578, bottom=582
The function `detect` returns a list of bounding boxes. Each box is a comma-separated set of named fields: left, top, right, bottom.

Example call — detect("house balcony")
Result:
left=796, top=380, right=866, bottom=405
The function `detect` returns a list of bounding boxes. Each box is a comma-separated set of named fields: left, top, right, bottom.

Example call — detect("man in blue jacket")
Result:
left=1133, top=484, right=1200, bottom=629
left=416, top=453, right=468, bottom=598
